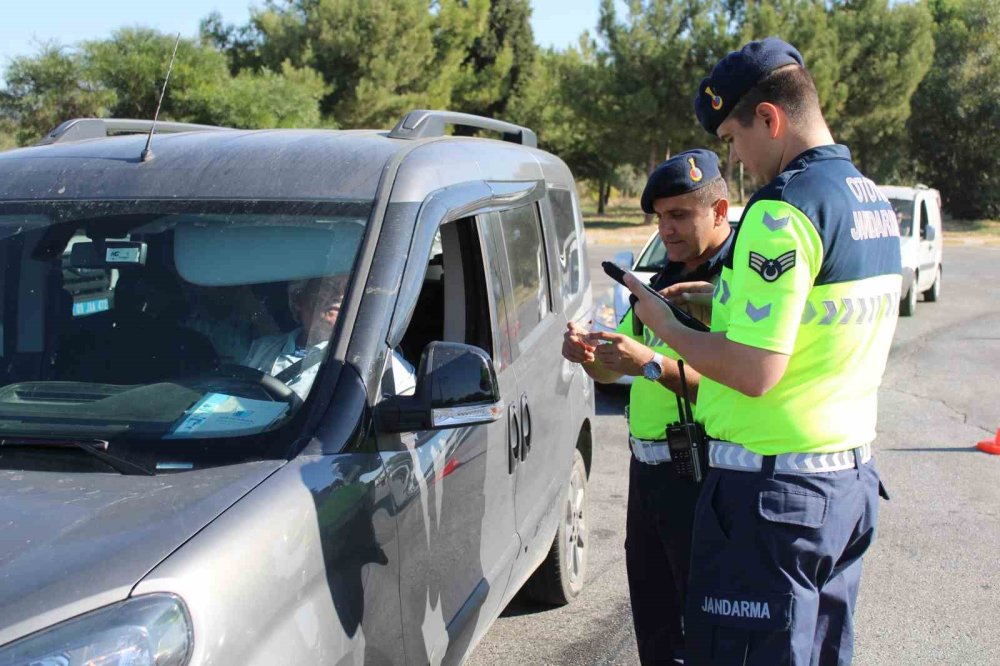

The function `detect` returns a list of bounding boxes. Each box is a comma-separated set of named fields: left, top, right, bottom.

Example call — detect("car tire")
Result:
left=524, top=449, right=588, bottom=606
left=900, top=276, right=918, bottom=317
left=923, top=266, right=941, bottom=302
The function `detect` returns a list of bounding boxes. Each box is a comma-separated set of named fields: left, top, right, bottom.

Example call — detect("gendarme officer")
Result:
left=624, top=38, right=899, bottom=665
left=562, top=150, right=733, bottom=665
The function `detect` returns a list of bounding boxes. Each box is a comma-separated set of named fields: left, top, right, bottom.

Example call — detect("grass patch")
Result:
left=943, top=217, right=1000, bottom=238
left=581, top=202, right=650, bottom=229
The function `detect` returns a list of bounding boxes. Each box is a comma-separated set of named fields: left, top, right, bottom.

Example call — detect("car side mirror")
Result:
left=612, top=250, right=635, bottom=269
left=923, top=225, right=937, bottom=241
left=375, top=341, right=503, bottom=433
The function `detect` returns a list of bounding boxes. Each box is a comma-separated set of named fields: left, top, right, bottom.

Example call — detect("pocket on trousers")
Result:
left=758, top=488, right=828, bottom=529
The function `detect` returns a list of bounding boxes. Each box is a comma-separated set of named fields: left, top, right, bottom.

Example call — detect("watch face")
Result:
left=642, top=362, right=659, bottom=380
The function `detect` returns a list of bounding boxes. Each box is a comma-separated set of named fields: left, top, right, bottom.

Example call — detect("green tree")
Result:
left=180, top=61, right=329, bottom=129
left=910, top=0, right=1000, bottom=218
left=830, top=0, right=934, bottom=179
left=82, top=28, right=231, bottom=120
left=453, top=0, right=536, bottom=119
left=510, top=44, right=621, bottom=212
left=0, top=44, right=114, bottom=145
left=237, top=0, right=489, bottom=129
left=595, top=0, right=735, bottom=216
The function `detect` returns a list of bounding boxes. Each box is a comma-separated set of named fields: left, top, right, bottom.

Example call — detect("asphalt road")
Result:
left=468, top=243, right=1000, bottom=666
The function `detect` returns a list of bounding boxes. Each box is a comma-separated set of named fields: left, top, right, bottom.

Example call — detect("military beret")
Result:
left=694, top=37, right=804, bottom=135
left=640, top=149, right=721, bottom=214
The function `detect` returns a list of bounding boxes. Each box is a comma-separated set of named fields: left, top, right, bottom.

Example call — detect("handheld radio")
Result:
left=665, top=360, right=707, bottom=482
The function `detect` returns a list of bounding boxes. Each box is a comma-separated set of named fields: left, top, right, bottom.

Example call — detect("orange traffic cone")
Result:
left=976, top=428, right=1000, bottom=455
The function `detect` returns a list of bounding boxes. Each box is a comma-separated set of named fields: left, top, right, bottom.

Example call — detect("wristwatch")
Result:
left=641, top=352, right=664, bottom=381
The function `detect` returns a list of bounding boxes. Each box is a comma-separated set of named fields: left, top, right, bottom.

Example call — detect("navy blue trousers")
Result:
left=684, top=452, right=884, bottom=666
left=625, top=455, right=702, bottom=665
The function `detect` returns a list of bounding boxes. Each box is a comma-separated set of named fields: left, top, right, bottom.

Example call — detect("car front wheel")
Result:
left=900, top=275, right=918, bottom=317
left=524, top=448, right=588, bottom=605
left=923, top=266, right=941, bottom=302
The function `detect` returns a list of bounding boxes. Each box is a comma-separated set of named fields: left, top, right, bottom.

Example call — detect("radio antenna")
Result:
left=141, top=33, right=182, bottom=163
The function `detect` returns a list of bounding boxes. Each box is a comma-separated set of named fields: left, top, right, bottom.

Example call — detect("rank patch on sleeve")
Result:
left=749, top=250, right=796, bottom=282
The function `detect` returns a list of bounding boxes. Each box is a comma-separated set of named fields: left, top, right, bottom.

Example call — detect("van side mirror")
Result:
left=375, top=341, right=503, bottom=433
left=923, top=225, right=937, bottom=241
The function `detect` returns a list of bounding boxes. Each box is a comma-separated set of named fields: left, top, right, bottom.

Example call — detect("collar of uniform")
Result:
left=782, top=144, right=852, bottom=174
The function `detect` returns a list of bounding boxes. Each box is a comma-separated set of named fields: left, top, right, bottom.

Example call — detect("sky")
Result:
left=0, top=0, right=630, bottom=78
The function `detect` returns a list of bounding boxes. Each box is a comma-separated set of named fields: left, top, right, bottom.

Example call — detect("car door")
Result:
left=378, top=214, right=520, bottom=666
left=916, top=196, right=937, bottom=290
left=483, top=203, right=568, bottom=589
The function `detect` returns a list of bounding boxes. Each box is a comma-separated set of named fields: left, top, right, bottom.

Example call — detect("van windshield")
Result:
left=0, top=199, right=370, bottom=454
left=888, top=198, right=914, bottom=237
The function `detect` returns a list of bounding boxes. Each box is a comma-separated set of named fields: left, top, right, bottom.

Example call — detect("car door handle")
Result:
left=520, top=393, right=531, bottom=462
left=508, top=403, right=520, bottom=474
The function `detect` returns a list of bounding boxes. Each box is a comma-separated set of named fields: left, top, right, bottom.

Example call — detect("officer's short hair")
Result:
left=693, top=176, right=729, bottom=208
left=729, top=64, right=821, bottom=129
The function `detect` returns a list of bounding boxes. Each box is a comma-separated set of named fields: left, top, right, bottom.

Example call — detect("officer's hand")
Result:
left=659, top=281, right=715, bottom=306
left=562, top=321, right=596, bottom=364
left=623, top=272, right=683, bottom=341
left=583, top=331, right=653, bottom=376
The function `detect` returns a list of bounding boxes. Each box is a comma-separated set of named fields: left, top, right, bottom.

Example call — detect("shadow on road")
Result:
left=498, top=590, right=561, bottom=618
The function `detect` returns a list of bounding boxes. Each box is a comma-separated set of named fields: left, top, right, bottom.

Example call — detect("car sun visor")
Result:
left=70, top=240, right=148, bottom=269
left=173, top=222, right=364, bottom=286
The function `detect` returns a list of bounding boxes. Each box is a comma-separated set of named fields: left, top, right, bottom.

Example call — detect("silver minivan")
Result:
left=0, top=111, right=595, bottom=665
left=880, top=184, right=944, bottom=316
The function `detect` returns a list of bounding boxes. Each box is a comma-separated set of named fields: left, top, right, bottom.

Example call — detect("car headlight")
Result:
left=0, top=594, right=192, bottom=666
left=594, top=302, right=619, bottom=329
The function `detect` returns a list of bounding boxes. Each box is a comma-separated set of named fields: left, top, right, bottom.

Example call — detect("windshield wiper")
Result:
left=0, top=437, right=155, bottom=476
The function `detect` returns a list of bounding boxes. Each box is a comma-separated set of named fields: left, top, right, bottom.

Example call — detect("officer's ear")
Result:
left=755, top=102, right=783, bottom=139
left=712, top=197, right=729, bottom=226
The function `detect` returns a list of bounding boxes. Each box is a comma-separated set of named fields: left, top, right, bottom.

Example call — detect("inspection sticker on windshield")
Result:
left=166, top=393, right=288, bottom=439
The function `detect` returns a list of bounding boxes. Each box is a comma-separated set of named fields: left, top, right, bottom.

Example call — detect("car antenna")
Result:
left=140, top=33, right=182, bottom=163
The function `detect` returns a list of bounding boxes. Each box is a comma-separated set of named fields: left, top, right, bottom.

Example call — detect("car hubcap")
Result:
left=564, top=466, right=586, bottom=586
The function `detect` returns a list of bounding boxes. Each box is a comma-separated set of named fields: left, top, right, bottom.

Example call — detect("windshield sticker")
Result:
left=72, top=298, right=110, bottom=317
left=166, top=393, right=288, bottom=439
left=106, top=247, right=143, bottom=263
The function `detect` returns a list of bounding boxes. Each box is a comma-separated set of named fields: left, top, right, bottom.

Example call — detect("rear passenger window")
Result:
left=497, top=204, right=551, bottom=346
left=548, top=188, right=583, bottom=303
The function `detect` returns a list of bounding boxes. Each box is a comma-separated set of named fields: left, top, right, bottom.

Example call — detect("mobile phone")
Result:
left=601, top=261, right=710, bottom=333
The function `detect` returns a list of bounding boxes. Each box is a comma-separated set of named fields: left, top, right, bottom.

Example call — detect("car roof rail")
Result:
left=388, top=110, right=537, bottom=148
left=36, top=118, right=232, bottom=146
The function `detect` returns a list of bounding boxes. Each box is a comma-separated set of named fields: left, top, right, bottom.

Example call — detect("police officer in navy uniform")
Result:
left=562, top=150, right=733, bottom=664
left=623, top=38, right=899, bottom=665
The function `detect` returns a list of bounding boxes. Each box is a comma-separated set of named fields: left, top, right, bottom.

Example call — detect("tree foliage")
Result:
left=0, top=44, right=114, bottom=145
left=910, top=0, right=1000, bottom=218
left=1, top=0, right=997, bottom=219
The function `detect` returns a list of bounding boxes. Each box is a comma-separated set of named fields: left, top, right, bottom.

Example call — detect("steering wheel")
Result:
left=211, top=364, right=302, bottom=408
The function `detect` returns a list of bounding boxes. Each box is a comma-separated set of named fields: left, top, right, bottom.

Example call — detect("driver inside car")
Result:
left=244, top=276, right=416, bottom=399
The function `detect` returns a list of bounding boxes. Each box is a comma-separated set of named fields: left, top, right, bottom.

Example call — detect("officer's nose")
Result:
left=728, top=143, right=740, bottom=165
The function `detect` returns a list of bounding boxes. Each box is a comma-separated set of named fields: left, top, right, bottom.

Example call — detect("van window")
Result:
left=398, top=218, right=495, bottom=384
left=919, top=199, right=931, bottom=239
left=548, top=188, right=583, bottom=304
left=889, top=198, right=914, bottom=237
left=497, top=204, right=551, bottom=346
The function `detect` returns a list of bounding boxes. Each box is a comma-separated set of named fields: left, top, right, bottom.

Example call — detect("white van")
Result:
left=880, top=185, right=943, bottom=316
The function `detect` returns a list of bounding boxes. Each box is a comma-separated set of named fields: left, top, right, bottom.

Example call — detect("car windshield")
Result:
left=634, top=208, right=742, bottom=273
left=888, top=198, right=914, bottom=237
left=0, top=199, right=370, bottom=460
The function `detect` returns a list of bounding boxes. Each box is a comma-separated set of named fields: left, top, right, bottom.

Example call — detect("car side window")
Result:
left=398, top=217, right=496, bottom=376
left=548, top=188, right=583, bottom=304
left=919, top=199, right=930, bottom=239
left=496, top=203, right=552, bottom=350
